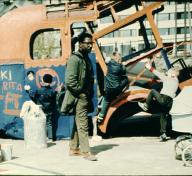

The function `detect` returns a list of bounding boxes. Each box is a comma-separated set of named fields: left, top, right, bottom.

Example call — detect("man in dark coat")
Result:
left=61, top=32, right=97, bottom=161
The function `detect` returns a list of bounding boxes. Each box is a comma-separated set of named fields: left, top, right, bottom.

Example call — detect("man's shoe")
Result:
left=69, top=148, right=81, bottom=156
left=138, top=102, right=148, bottom=111
left=159, top=133, right=167, bottom=142
left=82, top=152, right=98, bottom=161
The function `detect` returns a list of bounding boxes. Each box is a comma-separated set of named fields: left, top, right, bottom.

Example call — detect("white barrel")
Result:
left=21, top=101, right=47, bottom=149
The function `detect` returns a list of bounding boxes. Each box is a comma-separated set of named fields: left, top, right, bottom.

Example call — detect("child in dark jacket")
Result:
left=97, top=52, right=129, bottom=124
left=25, top=74, right=57, bottom=141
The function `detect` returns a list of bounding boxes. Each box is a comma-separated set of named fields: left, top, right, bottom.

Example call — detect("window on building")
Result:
left=138, top=29, right=142, bottom=36
left=101, top=45, right=114, bottom=56
left=138, top=44, right=145, bottom=50
left=100, top=20, right=157, bottom=61
left=113, top=30, right=119, bottom=37
left=120, top=29, right=132, bottom=37
left=170, top=13, right=175, bottom=20
left=103, top=32, right=114, bottom=38
left=177, top=27, right=189, bottom=34
left=168, top=1, right=175, bottom=5
left=30, top=29, right=61, bottom=60
left=159, top=28, right=169, bottom=35
left=177, top=12, right=188, bottom=20
left=139, top=28, right=153, bottom=36
left=102, top=30, right=119, bottom=38
left=121, top=44, right=132, bottom=57
left=169, top=28, right=175, bottom=35
left=146, top=28, right=153, bottom=36
left=119, top=15, right=128, bottom=20
left=131, top=29, right=137, bottom=36
left=158, top=13, right=169, bottom=21
left=100, top=15, right=113, bottom=24
left=150, top=43, right=155, bottom=48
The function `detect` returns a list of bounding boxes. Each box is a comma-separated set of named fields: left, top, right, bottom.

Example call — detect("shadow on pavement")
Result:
left=12, top=157, right=19, bottom=160
left=47, top=142, right=56, bottom=148
left=91, top=144, right=118, bottom=155
left=114, top=116, right=160, bottom=137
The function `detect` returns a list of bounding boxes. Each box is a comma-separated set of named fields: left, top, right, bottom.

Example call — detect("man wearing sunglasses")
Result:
left=61, top=32, right=97, bottom=161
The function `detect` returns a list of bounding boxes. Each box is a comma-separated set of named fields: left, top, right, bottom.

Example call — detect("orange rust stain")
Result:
left=98, top=89, right=150, bottom=133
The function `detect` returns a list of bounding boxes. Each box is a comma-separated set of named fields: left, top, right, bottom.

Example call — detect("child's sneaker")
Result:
left=159, top=133, right=167, bottom=142
left=97, top=116, right=104, bottom=124
left=138, top=102, right=148, bottom=111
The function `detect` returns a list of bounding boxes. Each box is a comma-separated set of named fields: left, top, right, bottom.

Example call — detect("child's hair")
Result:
left=43, top=74, right=53, bottom=84
left=27, top=70, right=34, bottom=76
left=111, top=51, right=122, bottom=63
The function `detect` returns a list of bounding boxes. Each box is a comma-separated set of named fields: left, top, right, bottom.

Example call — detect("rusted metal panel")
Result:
left=0, top=5, right=46, bottom=63
left=98, top=89, right=150, bottom=133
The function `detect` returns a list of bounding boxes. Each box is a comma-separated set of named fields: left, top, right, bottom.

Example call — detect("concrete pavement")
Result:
left=0, top=136, right=192, bottom=175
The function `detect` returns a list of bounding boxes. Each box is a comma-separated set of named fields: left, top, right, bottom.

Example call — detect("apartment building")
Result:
left=97, top=1, right=192, bottom=60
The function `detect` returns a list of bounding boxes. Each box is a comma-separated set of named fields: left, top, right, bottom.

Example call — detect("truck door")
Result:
left=24, top=27, right=66, bottom=91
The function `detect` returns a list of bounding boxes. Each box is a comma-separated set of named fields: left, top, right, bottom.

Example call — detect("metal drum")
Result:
left=21, top=101, right=47, bottom=149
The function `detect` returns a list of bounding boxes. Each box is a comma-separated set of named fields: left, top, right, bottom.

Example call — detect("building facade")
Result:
left=97, top=1, right=192, bottom=63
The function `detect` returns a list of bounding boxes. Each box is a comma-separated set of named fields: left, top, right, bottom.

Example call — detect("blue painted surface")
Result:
left=160, top=49, right=172, bottom=69
left=0, top=53, right=98, bottom=139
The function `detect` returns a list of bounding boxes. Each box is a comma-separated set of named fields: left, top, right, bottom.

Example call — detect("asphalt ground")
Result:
left=0, top=116, right=192, bottom=175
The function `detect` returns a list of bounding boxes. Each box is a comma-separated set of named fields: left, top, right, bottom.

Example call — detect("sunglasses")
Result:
left=82, top=42, right=93, bottom=45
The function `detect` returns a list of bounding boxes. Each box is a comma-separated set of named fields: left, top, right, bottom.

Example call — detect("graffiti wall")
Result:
left=0, top=53, right=98, bottom=139
left=0, top=64, right=25, bottom=118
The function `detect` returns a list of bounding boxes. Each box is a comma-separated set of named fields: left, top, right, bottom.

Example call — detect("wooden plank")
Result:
left=179, top=79, right=192, bottom=90
left=93, top=2, right=164, bottom=40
